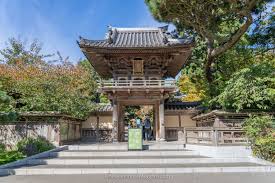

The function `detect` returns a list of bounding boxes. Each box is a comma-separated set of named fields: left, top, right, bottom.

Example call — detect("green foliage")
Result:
left=17, top=137, right=54, bottom=157
left=249, top=7, right=275, bottom=51
left=0, top=38, right=100, bottom=119
left=0, top=37, right=53, bottom=65
left=0, top=142, right=25, bottom=165
left=0, top=83, right=18, bottom=122
left=0, top=137, right=55, bottom=165
left=243, top=115, right=275, bottom=162
left=0, top=151, right=25, bottom=165
left=0, top=143, right=5, bottom=151
left=125, top=106, right=141, bottom=121
left=0, top=83, right=14, bottom=112
left=146, top=0, right=269, bottom=83
left=0, top=112, right=18, bottom=122
left=213, top=62, right=275, bottom=111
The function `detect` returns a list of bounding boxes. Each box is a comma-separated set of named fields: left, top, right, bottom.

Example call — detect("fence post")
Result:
left=96, top=115, right=99, bottom=142
left=212, top=128, right=218, bottom=146
left=25, top=122, right=28, bottom=138
left=183, top=128, right=187, bottom=144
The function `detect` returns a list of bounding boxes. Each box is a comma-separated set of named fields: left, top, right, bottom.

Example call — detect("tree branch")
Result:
left=211, top=13, right=253, bottom=58
left=210, top=0, right=258, bottom=57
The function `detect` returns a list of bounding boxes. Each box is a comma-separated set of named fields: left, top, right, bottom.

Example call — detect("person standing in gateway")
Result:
left=144, top=114, right=151, bottom=141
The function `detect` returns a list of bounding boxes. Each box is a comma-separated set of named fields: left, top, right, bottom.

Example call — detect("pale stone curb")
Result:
left=1, top=166, right=274, bottom=175
left=68, top=143, right=186, bottom=151
left=25, top=157, right=253, bottom=166
left=51, top=150, right=199, bottom=157
left=0, top=145, right=68, bottom=169
left=248, top=156, right=275, bottom=166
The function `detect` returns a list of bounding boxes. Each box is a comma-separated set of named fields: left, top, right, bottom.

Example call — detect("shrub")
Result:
left=0, top=112, right=18, bottom=122
left=17, top=137, right=55, bottom=156
left=0, top=151, right=25, bottom=165
left=243, top=115, right=275, bottom=162
left=0, top=143, right=5, bottom=152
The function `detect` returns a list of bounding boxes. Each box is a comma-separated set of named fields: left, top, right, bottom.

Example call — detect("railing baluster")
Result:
left=99, top=79, right=176, bottom=88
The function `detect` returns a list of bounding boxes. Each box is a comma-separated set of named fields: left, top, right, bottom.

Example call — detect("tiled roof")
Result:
left=78, top=26, right=192, bottom=48
left=91, top=103, right=113, bottom=113
left=90, top=102, right=201, bottom=114
left=164, top=101, right=202, bottom=110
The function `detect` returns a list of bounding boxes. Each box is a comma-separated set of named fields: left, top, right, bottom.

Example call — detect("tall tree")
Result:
left=145, top=0, right=270, bottom=84
left=0, top=38, right=100, bottom=119
left=0, top=38, right=53, bottom=65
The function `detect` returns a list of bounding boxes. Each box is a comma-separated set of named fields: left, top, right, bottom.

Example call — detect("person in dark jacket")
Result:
left=144, top=115, right=151, bottom=141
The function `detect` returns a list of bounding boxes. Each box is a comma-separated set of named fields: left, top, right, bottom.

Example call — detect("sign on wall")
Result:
left=128, top=128, right=143, bottom=150
left=132, top=59, right=144, bottom=75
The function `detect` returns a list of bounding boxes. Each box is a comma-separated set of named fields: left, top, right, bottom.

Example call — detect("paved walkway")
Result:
left=1, top=173, right=275, bottom=183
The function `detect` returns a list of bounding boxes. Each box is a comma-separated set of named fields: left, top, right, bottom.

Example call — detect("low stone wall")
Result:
left=0, top=122, right=60, bottom=149
left=0, top=121, right=81, bottom=149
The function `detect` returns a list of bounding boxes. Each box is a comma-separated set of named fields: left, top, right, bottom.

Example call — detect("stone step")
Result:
left=49, top=150, right=199, bottom=158
left=65, top=149, right=190, bottom=152
left=68, top=143, right=186, bottom=151
left=1, top=165, right=273, bottom=175
left=44, top=155, right=205, bottom=159
left=16, top=162, right=265, bottom=168
left=26, top=158, right=253, bottom=166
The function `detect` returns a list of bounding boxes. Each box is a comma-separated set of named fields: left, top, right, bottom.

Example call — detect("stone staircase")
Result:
left=0, top=143, right=274, bottom=175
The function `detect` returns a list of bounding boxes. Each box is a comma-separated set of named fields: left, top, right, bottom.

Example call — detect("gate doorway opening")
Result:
left=121, top=105, right=155, bottom=142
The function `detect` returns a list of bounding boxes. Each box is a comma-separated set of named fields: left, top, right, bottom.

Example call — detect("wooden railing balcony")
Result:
left=98, top=80, right=176, bottom=90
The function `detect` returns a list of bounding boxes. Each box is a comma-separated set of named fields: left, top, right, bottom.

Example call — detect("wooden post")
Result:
left=25, top=122, right=28, bottom=138
left=158, top=99, right=165, bottom=141
left=96, top=114, right=99, bottom=142
left=67, top=122, right=69, bottom=141
left=112, top=99, right=118, bottom=143
left=178, top=112, right=182, bottom=127
left=154, top=103, right=158, bottom=140
left=212, top=128, right=218, bottom=146
left=183, top=128, right=187, bottom=144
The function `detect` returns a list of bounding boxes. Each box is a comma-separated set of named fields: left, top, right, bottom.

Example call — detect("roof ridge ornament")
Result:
left=158, top=25, right=169, bottom=33
left=107, top=25, right=113, bottom=44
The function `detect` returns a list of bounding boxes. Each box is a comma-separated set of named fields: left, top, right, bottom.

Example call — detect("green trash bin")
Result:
left=128, top=128, right=143, bottom=150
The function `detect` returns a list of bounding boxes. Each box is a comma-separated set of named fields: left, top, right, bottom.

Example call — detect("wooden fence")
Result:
left=81, top=128, right=112, bottom=142
left=165, top=127, right=247, bottom=146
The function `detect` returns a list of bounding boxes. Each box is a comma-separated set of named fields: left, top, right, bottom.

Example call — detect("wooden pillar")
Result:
left=158, top=99, right=165, bottom=141
left=178, top=113, right=182, bottom=127
left=154, top=103, right=159, bottom=140
left=96, top=114, right=99, bottom=142
left=112, top=99, right=118, bottom=143
left=183, top=128, right=187, bottom=144
left=212, top=128, right=218, bottom=146
left=153, top=105, right=157, bottom=140
left=118, top=105, right=125, bottom=142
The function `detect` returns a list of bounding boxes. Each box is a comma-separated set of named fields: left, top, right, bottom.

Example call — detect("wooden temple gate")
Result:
left=78, top=26, right=193, bottom=142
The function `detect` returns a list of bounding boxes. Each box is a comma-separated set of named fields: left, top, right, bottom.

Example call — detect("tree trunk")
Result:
left=205, top=39, right=215, bottom=84
left=205, top=56, right=214, bottom=84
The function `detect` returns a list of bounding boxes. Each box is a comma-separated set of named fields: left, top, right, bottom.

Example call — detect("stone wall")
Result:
left=0, top=120, right=81, bottom=149
left=0, top=122, right=60, bottom=149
